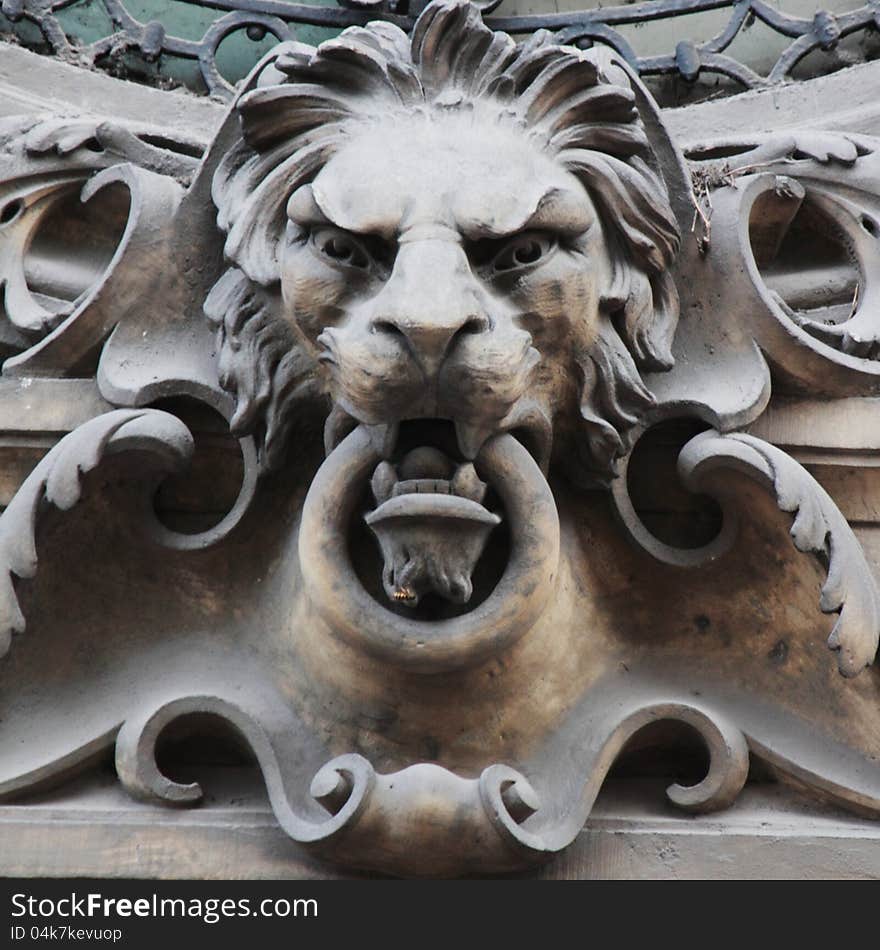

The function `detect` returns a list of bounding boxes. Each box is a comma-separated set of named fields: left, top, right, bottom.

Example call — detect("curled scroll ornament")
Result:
left=679, top=430, right=880, bottom=677
left=0, top=409, right=194, bottom=656
left=686, top=132, right=880, bottom=392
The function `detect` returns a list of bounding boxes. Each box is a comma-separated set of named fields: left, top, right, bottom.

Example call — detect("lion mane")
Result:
left=205, top=0, right=680, bottom=485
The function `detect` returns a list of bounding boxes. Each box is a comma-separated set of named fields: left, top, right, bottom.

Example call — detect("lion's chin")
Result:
left=366, top=493, right=501, bottom=607
left=363, top=422, right=503, bottom=609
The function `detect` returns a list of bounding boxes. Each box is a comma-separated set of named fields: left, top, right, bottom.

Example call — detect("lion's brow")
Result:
left=296, top=181, right=595, bottom=242
left=457, top=186, right=596, bottom=241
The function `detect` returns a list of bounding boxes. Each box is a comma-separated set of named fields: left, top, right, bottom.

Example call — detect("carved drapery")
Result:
left=0, top=0, right=879, bottom=878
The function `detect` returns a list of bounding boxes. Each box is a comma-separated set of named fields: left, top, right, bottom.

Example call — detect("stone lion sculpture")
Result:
left=3, top=0, right=880, bottom=882
left=204, top=0, right=680, bottom=609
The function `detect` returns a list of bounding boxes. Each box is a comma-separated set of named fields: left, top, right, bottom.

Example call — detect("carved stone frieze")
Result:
left=0, top=0, right=879, bottom=878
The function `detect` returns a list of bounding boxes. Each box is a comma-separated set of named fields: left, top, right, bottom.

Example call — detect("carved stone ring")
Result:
left=300, top=427, right=560, bottom=673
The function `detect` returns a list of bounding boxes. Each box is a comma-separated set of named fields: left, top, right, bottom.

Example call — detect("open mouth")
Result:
left=370, top=420, right=487, bottom=507
left=323, top=404, right=552, bottom=469
left=362, top=421, right=501, bottom=609
left=299, top=409, right=561, bottom=671
left=321, top=410, right=552, bottom=611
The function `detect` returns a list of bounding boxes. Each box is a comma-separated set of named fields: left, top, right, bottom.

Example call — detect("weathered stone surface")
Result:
left=1, top=0, right=880, bottom=878
left=3, top=771, right=878, bottom=880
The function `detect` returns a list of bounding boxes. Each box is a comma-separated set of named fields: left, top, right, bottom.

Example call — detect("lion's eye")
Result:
left=312, top=227, right=396, bottom=273
left=313, top=228, right=370, bottom=270
left=490, top=231, right=555, bottom=274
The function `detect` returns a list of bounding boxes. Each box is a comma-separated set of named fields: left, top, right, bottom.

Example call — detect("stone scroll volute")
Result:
left=0, top=0, right=879, bottom=878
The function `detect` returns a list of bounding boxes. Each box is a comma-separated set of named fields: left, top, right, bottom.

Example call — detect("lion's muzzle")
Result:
left=317, top=239, right=539, bottom=427
left=312, top=238, right=553, bottom=614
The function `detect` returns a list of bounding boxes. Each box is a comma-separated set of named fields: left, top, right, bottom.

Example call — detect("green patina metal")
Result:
left=0, top=0, right=340, bottom=92
left=2, top=1, right=879, bottom=101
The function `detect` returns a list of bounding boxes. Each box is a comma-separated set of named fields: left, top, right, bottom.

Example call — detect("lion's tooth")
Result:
left=455, top=421, right=493, bottom=460
left=323, top=405, right=357, bottom=457
left=366, top=422, right=399, bottom=459
left=451, top=463, right=486, bottom=504
left=371, top=461, right=398, bottom=505
left=499, top=398, right=553, bottom=473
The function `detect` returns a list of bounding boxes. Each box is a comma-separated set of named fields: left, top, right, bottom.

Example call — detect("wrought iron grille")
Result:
left=2, top=0, right=880, bottom=99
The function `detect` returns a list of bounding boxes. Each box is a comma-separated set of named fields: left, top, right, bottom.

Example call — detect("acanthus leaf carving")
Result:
left=678, top=430, right=880, bottom=677
left=0, top=409, right=194, bottom=657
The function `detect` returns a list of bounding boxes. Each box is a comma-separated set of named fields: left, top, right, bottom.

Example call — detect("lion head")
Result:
left=205, top=0, right=680, bottom=607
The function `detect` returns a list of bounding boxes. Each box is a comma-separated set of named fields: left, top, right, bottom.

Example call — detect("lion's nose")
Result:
left=369, top=241, right=490, bottom=378
left=373, top=312, right=488, bottom=376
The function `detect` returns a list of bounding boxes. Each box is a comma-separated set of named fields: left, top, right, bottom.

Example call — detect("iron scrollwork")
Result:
left=2, top=0, right=880, bottom=99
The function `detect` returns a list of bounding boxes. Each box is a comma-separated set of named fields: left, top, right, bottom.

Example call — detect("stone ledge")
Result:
left=2, top=769, right=878, bottom=880
left=0, top=41, right=223, bottom=140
